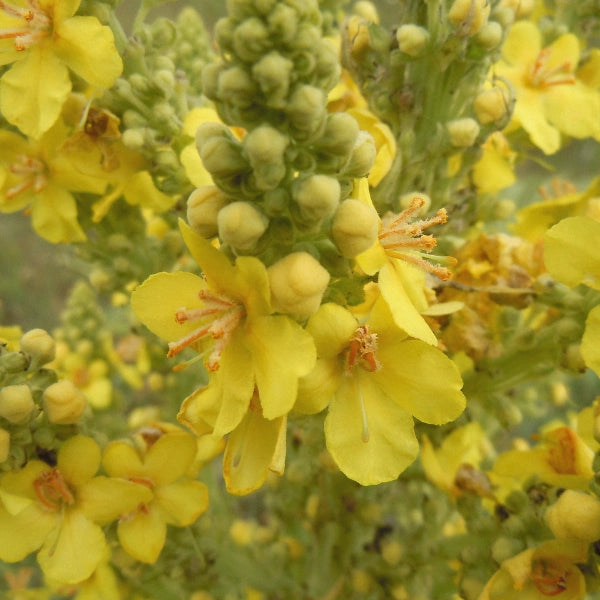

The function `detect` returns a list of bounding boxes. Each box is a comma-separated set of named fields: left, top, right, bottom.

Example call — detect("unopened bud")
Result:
left=20, top=329, right=55, bottom=366
left=475, top=21, right=503, bottom=49
left=287, top=85, right=326, bottom=133
left=0, top=428, right=9, bottom=462
left=244, top=125, right=288, bottom=168
left=268, top=252, right=330, bottom=318
left=187, top=186, right=230, bottom=238
left=218, top=66, right=257, bottom=108
left=218, top=202, right=269, bottom=250
left=293, top=175, right=341, bottom=221
left=352, top=1, right=379, bottom=23
left=396, top=24, right=430, bottom=57
left=252, top=51, right=294, bottom=108
left=474, top=87, right=510, bottom=124
left=198, top=136, right=248, bottom=179
left=332, top=198, right=379, bottom=257
left=447, top=118, right=480, bottom=147
left=317, top=112, right=360, bottom=156
left=341, top=131, right=377, bottom=178
left=545, top=490, right=600, bottom=542
left=233, top=17, right=270, bottom=63
left=449, top=0, right=491, bottom=36
left=43, top=380, right=87, bottom=425
left=0, top=385, right=35, bottom=424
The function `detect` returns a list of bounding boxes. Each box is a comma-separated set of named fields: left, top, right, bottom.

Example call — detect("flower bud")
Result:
left=217, top=201, right=269, bottom=250
left=43, top=380, right=87, bottom=425
left=252, top=51, right=294, bottom=108
left=352, top=1, right=379, bottom=23
left=341, top=131, right=377, bottom=178
left=545, top=490, right=600, bottom=542
left=267, top=4, right=297, bottom=44
left=396, top=24, right=430, bottom=57
left=475, top=21, right=503, bottom=49
left=187, top=186, right=230, bottom=238
left=0, top=385, right=35, bottom=424
left=449, top=0, right=491, bottom=36
left=244, top=125, right=288, bottom=168
left=268, top=252, right=330, bottom=318
left=233, top=17, right=271, bottom=63
left=20, top=328, right=55, bottom=366
left=287, top=85, right=326, bottom=133
left=332, top=198, right=379, bottom=257
left=0, top=428, right=9, bottom=463
left=474, top=87, right=510, bottom=124
left=199, top=137, right=248, bottom=179
left=218, top=66, right=257, bottom=108
left=447, top=118, right=480, bottom=147
left=293, top=175, right=341, bottom=221
left=317, top=113, right=360, bottom=156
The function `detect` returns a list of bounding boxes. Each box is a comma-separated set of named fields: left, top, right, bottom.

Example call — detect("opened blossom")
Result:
left=295, top=299, right=466, bottom=485
left=0, top=435, right=151, bottom=584
left=0, top=0, right=123, bottom=138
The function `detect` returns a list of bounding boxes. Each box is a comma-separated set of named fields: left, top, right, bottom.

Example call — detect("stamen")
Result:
left=5, top=155, right=48, bottom=199
left=0, top=1, right=52, bottom=51
left=356, top=379, right=370, bottom=443
left=33, top=469, right=75, bottom=511
left=378, top=196, right=455, bottom=280
left=530, top=560, right=568, bottom=596
left=529, top=48, right=576, bottom=89
left=345, top=325, right=381, bottom=375
left=167, top=289, right=245, bottom=371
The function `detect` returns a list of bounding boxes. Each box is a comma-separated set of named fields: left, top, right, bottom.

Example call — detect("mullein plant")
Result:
left=1, top=0, right=600, bottom=598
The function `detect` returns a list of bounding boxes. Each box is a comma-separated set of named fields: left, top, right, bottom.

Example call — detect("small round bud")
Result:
left=396, top=24, right=430, bottom=57
left=0, top=384, right=35, bottom=424
left=267, top=4, right=298, bottom=44
left=332, top=198, right=379, bottom=258
left=449, top=0, right=491, bottom=36
left=0, top=428, right=9, bottom=462
left=447, top=118, right=480, bottom=147
left=20, top=329, right=55, bottom=366
left=341, top=131, right=377, bottom=179
left=121, top=128, right=147, bottom=151
left=43, top=380, right=87, bottom=425
left=317, top=112, right=360, bottom=156
left=293, top=175, right=341, bottom=221
left=475, top=21, right=503, bottom=49
left=545, top=490, right=600, bottom=542
left=218, top=66, right=257, bottom=109
left=352, top=1, right=379, bottom=23
left=199, top=137, right=248, bottom=179
left=187, top=186, right=230, bottom=238
left=217, top=202, right=269, bottom=250
left=474, top=87, right=510, bottom=124
left=244, top=125, right=288, bottom=168
left=268, top=252, right=330, bottom=318
left=233, top=17, right=271, bottom=63
left=252, top=51, right=294, bottom=108
left=287, top=85, right=326, bottom=133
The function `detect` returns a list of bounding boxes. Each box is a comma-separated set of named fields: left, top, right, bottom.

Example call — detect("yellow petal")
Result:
left=325, top=372, right=419, bottom=485
left=223, top=412, right=285, bottom=495
left=0, top=504, right=55, bottom=562
left=145, top=433, right=198, bottom=486
left=513, top=88, right=561, bottom=155
left=0, top=48, right=71, bottom=138
left=117, top=507, right=166, bottom=564
left=155, top=479, right=209, bottom=526
left=123, top=171, right=176, bottom=213
left=501, top=21, right=541, bottom=66
left=30, top=185, right=86, bottom=243
left=57, top=435, right=101, bottom=487
left=306, top=303, right=357, bottom=358
left=53, top=16, right=122, bottom=88
left=102, top=441, right=144, bottom=478
left=582, top=305, right=600, bottom=374
left=37, top=509, right=106, bottom=584
left=296, top=358, right=340, bottom=415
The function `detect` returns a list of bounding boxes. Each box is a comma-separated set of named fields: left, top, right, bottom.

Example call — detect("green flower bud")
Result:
left=254, top=0, right=278, bottom=16
left=195, top=121, right=232, bottom=150
left=233, top=17, right=271, bottom=63
left=341, top=131, right=377, bottom=178
left=199, top=136, right=248, bottom=179
left=217, top=202, right=269, bottom=249
left=287, top=85, right=326, bottom=134
left=545, top=490, right=600, bottom=542
left=475, top=21, right=503, bottom=49
left=218, top=66, right=257, bottom=108
left=313, top=40, right=341, bottom=91
left=315, top=113, right=360, bottom=159
left=43, top=380, right=87, bottom=425
left=153, top=70, right=176, bottom=93
left=0, top=428, right=9, bottom=463
left=214, top=17, right=236, bottom=52
left=396, top=24, right=430, bottom=57
left=267, top=3, right=298, bottom=44
left=352, top=1, right=379, bottom=23
left=449, top=0, right=491, bottom=36
left=0, top=351, right=29, bottom=373
left=244, top=125, right=288, bottom=167
left=252, top=51, right=294, bottom=108
left=202, top=62, right=224, bottom=100
left=187, top=186, right=230, bottom=238
left=0, top=384, right=35, bottom=424
left=474, top=87, right=510, bottom=124
left=121, top=128, right=147, bottom=151
left=447, top=118, right=480, bottom=147
left=292, top=175, right=341, bottom=221
left=268, top=252, right=330, bottom=318
left=20, top=328, right=55, bottom=366
left=332, top=198, right=379, bottom=257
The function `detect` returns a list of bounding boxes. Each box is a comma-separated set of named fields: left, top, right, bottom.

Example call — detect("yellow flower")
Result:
left=544, top=215, right=600, bottom=374
left=0, top=0, right=122, bottom=139
left=478, top=539, right=588, bottom=600
left=472, top=132, right=516, bottom=195
left=0, top=435, right=151, bottom=584
left=102, top=429, right=209, bottom=564
left=493, top=21, right=600, bottom=154
left=0, top=120, right=106, bottom=242
left=296, top=300, right=466, bottom=485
